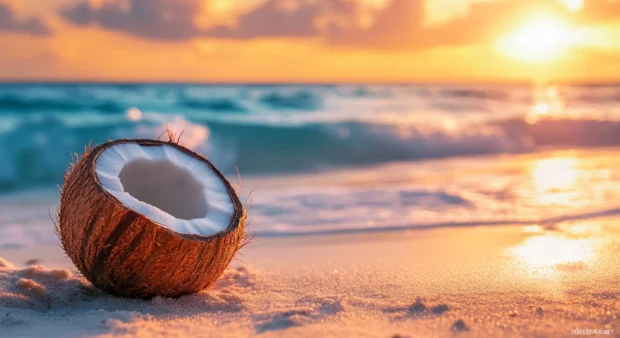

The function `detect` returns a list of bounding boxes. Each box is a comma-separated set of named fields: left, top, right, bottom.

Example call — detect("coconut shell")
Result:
left=57, top=139, right=246, bottom=298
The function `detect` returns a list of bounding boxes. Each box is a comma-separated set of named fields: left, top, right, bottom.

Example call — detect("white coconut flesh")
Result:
left=95, top=143, right=235, bottom=237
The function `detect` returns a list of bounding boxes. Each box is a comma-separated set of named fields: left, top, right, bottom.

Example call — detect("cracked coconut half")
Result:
left=56, top=139, right=246, bottom=298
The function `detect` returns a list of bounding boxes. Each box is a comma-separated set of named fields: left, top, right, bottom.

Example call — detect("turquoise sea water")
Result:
left=1, top=83, right=620, bottom=247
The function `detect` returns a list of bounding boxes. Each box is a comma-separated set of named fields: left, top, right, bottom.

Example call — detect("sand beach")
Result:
left=2, top=216, right=619, bottom=337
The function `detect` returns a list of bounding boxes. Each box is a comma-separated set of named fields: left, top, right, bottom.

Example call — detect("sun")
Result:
left=559, top=0, right=583, bottom=12
left=497, top=15, right=573, bottom=62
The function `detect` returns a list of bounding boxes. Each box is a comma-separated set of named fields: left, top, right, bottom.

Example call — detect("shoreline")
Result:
left=4, top=146, right=620, bottom=249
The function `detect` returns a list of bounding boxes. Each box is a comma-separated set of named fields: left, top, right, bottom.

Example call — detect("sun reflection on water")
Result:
left=529, top=157, right=581, bottom=206
left=525, top=85, right=565, bottom=124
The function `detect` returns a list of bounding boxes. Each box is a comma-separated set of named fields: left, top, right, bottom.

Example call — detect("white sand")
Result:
left=1, top=218, right=619, bottom=337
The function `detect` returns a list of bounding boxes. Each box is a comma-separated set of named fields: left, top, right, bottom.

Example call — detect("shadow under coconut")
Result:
left=0, top=256, right=256, bottom=335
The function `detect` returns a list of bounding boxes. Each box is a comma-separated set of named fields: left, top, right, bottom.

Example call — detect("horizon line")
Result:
left=1, top=79, right=619, bottom=86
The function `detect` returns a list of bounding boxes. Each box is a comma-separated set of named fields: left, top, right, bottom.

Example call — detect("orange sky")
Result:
left=1, top=0, right=620, bottom=83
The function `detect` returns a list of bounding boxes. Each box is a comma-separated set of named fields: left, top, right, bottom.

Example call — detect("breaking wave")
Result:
left=1, top=83, right=620, bottom=192
left=259, top=91, right=322, bottom=110
left=180, top=97, right=247, bottom=112
left=2, top=112, right=620, bottom=191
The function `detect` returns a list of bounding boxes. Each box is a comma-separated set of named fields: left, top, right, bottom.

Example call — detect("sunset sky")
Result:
left=1, top=0, right=620, bottom=83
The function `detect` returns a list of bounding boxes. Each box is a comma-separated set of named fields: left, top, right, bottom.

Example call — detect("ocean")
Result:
left=1, top=83, right=620, bottom=247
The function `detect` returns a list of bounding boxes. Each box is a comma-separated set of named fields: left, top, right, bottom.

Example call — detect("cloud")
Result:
left=60, top=0, right=358, bottom=41
left=0, top=2, right=51, bottom=36
left=326, top=0, right=573, bottom=50
left=326, top=0, right=424, bottom=49
left=207, top=0, right=618, bottom=50
left=60, top=0, right=331, bottom=41
left=206, top=0, right=323, bottom=39
left=59, top=0, right=619, bottom=50
left=61, top=0, right=205, bottom=41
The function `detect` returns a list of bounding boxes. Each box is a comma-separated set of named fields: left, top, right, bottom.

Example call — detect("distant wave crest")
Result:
left=180, top=97, right=247, bottom=112
left=259, top=91, right=322, bottom=110
left=0, top=95, right=125, bottom=113
left=3, top=113, right=620, bottom=191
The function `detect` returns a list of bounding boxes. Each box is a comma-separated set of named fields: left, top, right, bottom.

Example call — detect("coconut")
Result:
left=56, top=138, right=246, bottom=298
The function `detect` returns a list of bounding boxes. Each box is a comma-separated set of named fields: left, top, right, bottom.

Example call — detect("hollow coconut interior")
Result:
left=95, top=143, right=234, bottom=237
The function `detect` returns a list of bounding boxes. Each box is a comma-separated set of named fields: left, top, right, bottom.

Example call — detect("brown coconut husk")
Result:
left=56, top=138, right=247, bottom=298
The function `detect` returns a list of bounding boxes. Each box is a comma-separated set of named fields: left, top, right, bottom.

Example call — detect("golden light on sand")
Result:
left=497, top=15, right=572, bottom=62
left=510, top=235, right=595, bottom=274
left=510, top=222, right=607, bottom=278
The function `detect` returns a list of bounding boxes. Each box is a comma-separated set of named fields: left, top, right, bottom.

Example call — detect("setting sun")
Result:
left=498, top=15, right=573, bottom=62
left=560, top=0, right=583, bottom=12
